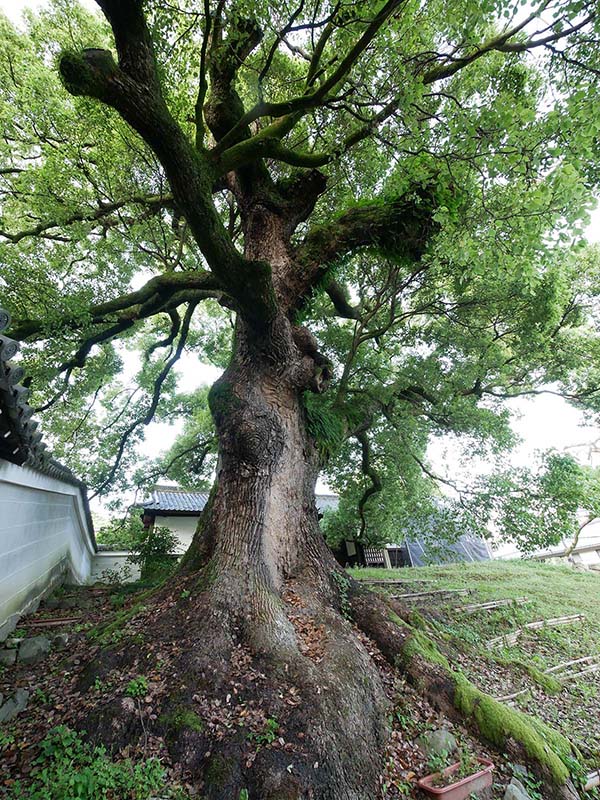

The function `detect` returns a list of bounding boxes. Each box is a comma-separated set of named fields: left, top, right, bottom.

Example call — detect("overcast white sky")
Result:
left=2, top=0, right=600, bottom=513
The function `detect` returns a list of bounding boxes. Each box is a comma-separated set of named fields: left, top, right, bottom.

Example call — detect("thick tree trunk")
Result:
left=161, top=215, right=391, bottom=798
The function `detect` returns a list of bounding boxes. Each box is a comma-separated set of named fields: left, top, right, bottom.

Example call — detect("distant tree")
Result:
left=483, top=452, right=600, bottom=556
left=95, top=512, right=144, bottom=550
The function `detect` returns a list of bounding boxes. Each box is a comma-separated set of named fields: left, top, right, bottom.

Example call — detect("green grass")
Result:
left=350, top=561, right=600, bottom=665
left=349, top=560, right=600, bottom=631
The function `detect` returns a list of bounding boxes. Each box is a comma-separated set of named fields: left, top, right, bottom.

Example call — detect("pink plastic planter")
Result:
left=417, top=757, right=494, bottom=799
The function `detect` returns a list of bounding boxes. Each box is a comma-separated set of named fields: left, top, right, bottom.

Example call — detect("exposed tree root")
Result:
left=23, top=573, right=583, bottom=800
left=74, top=573, right=390, bottom=800
left=350, top=584, right=582, bottom=800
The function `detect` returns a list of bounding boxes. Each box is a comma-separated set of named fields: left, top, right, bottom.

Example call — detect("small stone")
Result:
left=504, top=783, right=530, bottom=800
left=18, top=636, right=51, bottom=665
left=0, top=649, right=17, bottom=666
left=52, top=633, right=69, bottom=648
left=416, top=727, right=457, bottom=757
left=0, top=688, right=29, bottom=723
left=512, top=765, right=528, bottom=778
left=121, top=697, right=136, bottom=713
left=510, top=777, right=529, bottom=795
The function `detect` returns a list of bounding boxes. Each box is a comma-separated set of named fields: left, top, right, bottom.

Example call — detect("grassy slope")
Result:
left=349, top=561, right=600, bottom=777
left=349, top=560, right=600, bottom=621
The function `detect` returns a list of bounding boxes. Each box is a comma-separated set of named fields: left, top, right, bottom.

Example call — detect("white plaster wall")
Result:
left=91, top=552, right=141, bottom=583
left=577, top=549, right=600, bottom=566
left=0, top=460, right=95, bottom=639
left=155, top=515, right=199, bottom=554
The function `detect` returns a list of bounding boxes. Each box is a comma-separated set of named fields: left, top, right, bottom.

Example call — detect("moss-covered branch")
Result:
left=422, top=11, right=595, bottom=85
left=0, top=193, right=173, bottom=244
left=294, top=189, right=439, bottom=306
left=212, top=0, right=403, bottom=155
left=399, top=627, right=575, bottom=786
left=58, top=13, right=278, bottom=331
left=10, top=271, right=225, bottom=341
left=203, top=13, right=263, bottom=143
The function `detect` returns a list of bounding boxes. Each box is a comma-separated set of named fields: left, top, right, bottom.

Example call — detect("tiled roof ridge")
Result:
left=152, top=486, right=204, bottom=493
left=0, top=307, right=95, bottom=543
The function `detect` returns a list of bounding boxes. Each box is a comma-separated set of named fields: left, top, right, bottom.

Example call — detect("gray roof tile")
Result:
left=143, top=487, right=338, bottom=514
left=144, top=489, right=210, bottom=513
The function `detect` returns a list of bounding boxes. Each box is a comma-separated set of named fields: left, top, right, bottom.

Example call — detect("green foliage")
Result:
left=427, top=747, right=480, bottom=788
left=1, top=0, right=600, bottom=544
left=303, top=393, right=346, bottom=459
left=510, top=765, right=544, bottom=800
left=125, top=676, right=149, bottom=699
left=426, top=748, right=452, bottom=776
left=128, top=526, right=179, bottom=582
left=247, top=718, right=280, bottom=746
left=0, top=728, right=16, bottom=751
left=476, top=450, right=600, bottom=554
left=6, top=725, right=168, bottom=800
left=96, top=513, right=145, bottom=551
left=33, top=687, right=51, bottom=705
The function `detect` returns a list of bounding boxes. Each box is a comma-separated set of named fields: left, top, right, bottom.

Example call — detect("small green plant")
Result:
left=12, top=628, right=26, bottom=638
left=180, top=589, right=191, bottom=599
left=91, top=677, right=106, bottom=693
left=247, top=717, right=279, bottom=746
left=110, top=593, right=127, bottom=609
left=100, top=563, right=134, bottom=584
left=562, top=754, right=591, bottom=795
left=74, top=621, right=93, bottom=633
left=426, top=748, right=451, bottom=776
left=126, top=676, right=149, bottom=698
left=428, top=747, right=480, bottom=789
left=109, top=627, right=128, bottom=644
left=392, top=710, right=412, bottom=731
left=456, top=749, right=478, bottom=780
left=33, top=687, right=51, bottom=705
left=511, top=767, right=543, bottom=800
left=5, top=725, right=168, bottom=800
left=129, top=525, right=179, bottom=582
left=0, top=728, right=15, bottom=750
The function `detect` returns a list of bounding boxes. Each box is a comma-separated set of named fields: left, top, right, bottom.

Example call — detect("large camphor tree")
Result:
left=2, top=1, right=600, bottom=797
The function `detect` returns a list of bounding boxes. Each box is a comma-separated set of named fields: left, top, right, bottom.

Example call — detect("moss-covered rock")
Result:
left=161, top=707, right=204, bottom=733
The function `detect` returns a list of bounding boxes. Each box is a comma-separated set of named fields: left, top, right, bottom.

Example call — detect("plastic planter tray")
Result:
left=417, top=757, right=494, bottom=799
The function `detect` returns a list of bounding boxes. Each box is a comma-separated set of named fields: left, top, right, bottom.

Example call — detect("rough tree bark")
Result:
left=168, top=198, right=394, bottom=799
